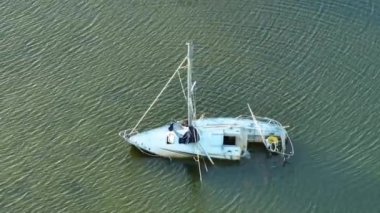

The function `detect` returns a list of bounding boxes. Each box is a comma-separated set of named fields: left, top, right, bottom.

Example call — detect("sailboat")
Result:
left=119, top=42, right=294, bottom=164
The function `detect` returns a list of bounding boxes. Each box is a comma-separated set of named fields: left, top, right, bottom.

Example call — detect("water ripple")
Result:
left=1, top=0, right=380, bottom=212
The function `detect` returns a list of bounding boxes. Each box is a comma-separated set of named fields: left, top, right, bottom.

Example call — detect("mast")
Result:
left=186, top=42, right=193, bottom=126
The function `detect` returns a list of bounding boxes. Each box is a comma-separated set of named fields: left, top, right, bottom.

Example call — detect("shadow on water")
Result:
left=127, top=142, right=291, bottom=184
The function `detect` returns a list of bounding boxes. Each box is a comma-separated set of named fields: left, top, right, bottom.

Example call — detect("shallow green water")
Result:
left=1, top=0, right=379, bottom=212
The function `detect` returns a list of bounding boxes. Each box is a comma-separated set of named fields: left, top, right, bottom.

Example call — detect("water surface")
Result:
left=1, top=0, right=379, bottom=212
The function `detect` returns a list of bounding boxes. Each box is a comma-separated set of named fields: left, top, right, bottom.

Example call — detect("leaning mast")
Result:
left=186, top=42, right=194, bottom=126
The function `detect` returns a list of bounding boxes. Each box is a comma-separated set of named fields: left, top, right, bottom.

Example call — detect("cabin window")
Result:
left=223, top=136, right=236, bottom=145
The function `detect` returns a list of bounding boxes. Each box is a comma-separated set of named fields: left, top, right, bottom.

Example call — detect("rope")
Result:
left=192, top=85, right=196, bottom=118
left=247, top=104, right=266, bottom=147
left=130, top=57, right=188, bottom=134
left=197, top=142, right=215, bottom=165
left=177, top=68, right=187, bottom=100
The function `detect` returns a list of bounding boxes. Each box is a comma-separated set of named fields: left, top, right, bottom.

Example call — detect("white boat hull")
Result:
left=119, top=42, right=294, bottom=163
left=120, top=117, right=291, bottom=161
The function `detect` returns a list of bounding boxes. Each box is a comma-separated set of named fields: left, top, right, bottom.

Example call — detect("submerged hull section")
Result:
left=120, top=117, right=290, bottom=161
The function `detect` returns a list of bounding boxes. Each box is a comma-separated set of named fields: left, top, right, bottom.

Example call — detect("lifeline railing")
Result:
left=236, top=115, right=284, bottom=127
left=119, top=129, right=139, bottom=139
left=246, top=104, right=294, bottom=162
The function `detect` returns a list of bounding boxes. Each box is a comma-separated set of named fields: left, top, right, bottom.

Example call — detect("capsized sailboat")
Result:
left=119, top=42, right=294, bottom=163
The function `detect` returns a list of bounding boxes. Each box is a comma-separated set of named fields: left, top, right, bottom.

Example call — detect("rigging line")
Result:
left=247, top=103, right=266, bottom=148
left=194, top=149, right=202, bottom=183
left=177, top=66, right=187, bottom=100
left=197, top=142, right=215, bottom=165
left=130, top=57, right=188, bottom=134
left=287, top=134, right=295, bottom=156
left=192, top=86, right=196, bottom=118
